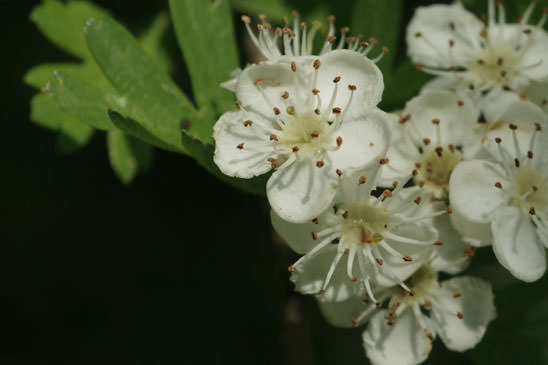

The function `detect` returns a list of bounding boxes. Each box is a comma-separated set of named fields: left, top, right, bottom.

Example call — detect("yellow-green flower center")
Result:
left=339, top=199, right=388, bottom=246
left=280, top=113, right=328, bottom=158
left=469, top=42, right=519, bottom=85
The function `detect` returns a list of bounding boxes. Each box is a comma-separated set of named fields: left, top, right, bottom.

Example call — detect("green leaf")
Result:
left=84, top=15, right=202, bottom=149
left=30, top=0, right=108, bottom=58
left=138, top=11, right=175, bottom=76
left=107, top=129, right=155, bottom=184
left=30, top=93, right=94, bottom=154
left=169, top=0, right=239, bottom=114
left=351, top=0, right=403, bottom=71
left=47, top=71, right=118, bottom=131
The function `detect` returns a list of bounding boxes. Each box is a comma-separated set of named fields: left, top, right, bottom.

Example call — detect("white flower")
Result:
left=271, top=164, right=442, bottom=303
left=241, top=12, right=389, bottom=63
left=380, top=90, right=481, bottom=199
left=321, top=265, right=496, bottom=365
left=214, top=51, right=391, bottom=223
left=407, top=0, right=548, bottom=111
left=450, top=100, right=548, bottom=281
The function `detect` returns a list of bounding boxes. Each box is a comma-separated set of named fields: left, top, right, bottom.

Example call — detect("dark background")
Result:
left=2, top=0, right=547, bottom=364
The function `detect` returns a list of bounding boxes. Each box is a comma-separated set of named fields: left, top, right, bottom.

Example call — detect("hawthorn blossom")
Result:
left=450, top=100, right=548, bottom=281
left=380, top=90, right=481, bottom=199
left=214, top=51, right=391, bottom=223
left=320, top=265, right=495, bottom=365
left=271, top=164, right=442, bottom=303
left=407, top=0, right=548, bottom=112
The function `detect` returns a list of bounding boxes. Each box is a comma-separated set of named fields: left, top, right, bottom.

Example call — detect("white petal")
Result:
left=213, top=110, right=275, bottom=178
left=480, top=88, right=521, bottom=123
left=420, top=76, right=464, bottom=93
left=315, top=49, right=384, bottom=118
left=290, top=246, right=359, bottom=302
left=430, top=204, right=472, bottom=274
left=525, top=80, right=548, bottom=108
left=220, top=68, right=242, bottom=92
left=363, top=307, right=434, bottom=365
left=407, top=3, right=481, bottom=68
left=319, top=295, right=376, bottom=328
left=449, top=209, right=493, bottom=247
left=235, top=60, right=310, bottom=118
left=270, top=208, right=339, bottom=255
left=267, top=158, right=337, bottom=223
left=449, top=160, right=509, bottom=223
left=401, top=90, right=480, bottom=148
left=491, top=206, right=546, bottom=282
left=517, top=27, right=548, bottom=81
left=431, top=276, right=496, bottom=352
left=327, top=108, right=392, bottom=175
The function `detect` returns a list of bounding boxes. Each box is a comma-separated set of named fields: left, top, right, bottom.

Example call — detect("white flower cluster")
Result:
left=212, top=1, right=548, bottom=364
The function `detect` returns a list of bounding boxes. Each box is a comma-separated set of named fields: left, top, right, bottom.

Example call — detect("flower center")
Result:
left=392, top=265, right=437, bottom=304
left=339, top=198, right=388, bottom=246
left=469, top=42, right=519, bottom=84
left=280, top=113, right=328, bottom=158
left=511, top=166, right=548, bottom=212
left=417, top=146, right=462, bottom=196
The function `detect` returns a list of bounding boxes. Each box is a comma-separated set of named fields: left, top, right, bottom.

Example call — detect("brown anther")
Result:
left=542, top=99, right=547, bottom=105
left=350, top=276, right=357, bottom=282
left=358, top=176, right=366, bottom=184
left=348, top=84, right=357, bottom=91
left=314, top=108, right=320, bottom=115
left=458, top=100, right=464, bottom=106
left=453, top=291, right=462, bottom=298
left=523, top=28, right=532, bottom=35
left=351, top=319, right=359, bottom=327
left=317, top=290, right=325, bottom=295
left=360, top=229, right=373, bottom=244
left=316, top=161, right=325, bottom=168
left=300, top=21, right=307, bottom=29
left=273, top=107, right=281, bottom=115
left=457, top=312, right=464, bottom=319
left=341, top=26, right=350, bottom=34
left=332, top=107, right=342, bottom=114
left=269, top=134, right=278, bottom=141
left=535, top=123, right=542, bottom=131
left=313, top=59, right=321, bottom=70
left=426, top=332, right=434, bottom=341
left=243, top=120, right=253, bottom=127
left=282, top=91, right=289, bottom=99
left=380, top=158, right=389, bottom=165
left=435, top=147, right=443, bottom=157
left=327, top=15, right=335, bottom=22
left=449, top=21, right=456, bottom=30
left=312, top=88, right=320, bottom=95
left=403, top=256, right=413, bottom=262
left=342, top=211, right=349, bottom=219
left=257, top=24, right=264, bottom=31
left=432, top=240, right=443, bottom=246
left=327, top=35, right=337, bottom=44
left=311, top=131, right=319, bottom=138
left=448, top=144, right=456, bottom=153
left=409, top=289, right=416, bottom=296
left=495, top=182, right=503, bottom=189
left=291, top=61, right=297, bottom=72
left=336, top=136, right=343, bottom=147
left=446, top=206, right=453, bottom=214
left=376, top=301, right=382, bottom=308
left=469, top=83, right=475, bottom=90
left=530, top=207, right=536, bottom=215
left=333, top=76, right=341, bottom=83
left=423, top=301, right=431, bottom=309
left=383, top=190, right=393, bottom=198
left=412, top=169, right=418, bottom=177
left=464, top=247, right=477, bottom=258
left=382, top=47, right=389, bottom=54
left=416, top=64, right=423, bottom=71
left=533, top=185, right=538, bottom=192
left=275, top=27, right=282, bottom=37
left=423, top=138, right=431, bottom=145
left=415, top=162, right=422, bottom=169
left=336, top=169, right=343, bottom=177
left=415, top=32, right=422, bottom=38
left=241, top=15, right=251, bottom=23
left=432, top=118, right=440, bottom=125
left=311, top=232, right=318, bottom=240
left=449, top=39, right=455, bottom=47
left=495, top=137, right=502, bottom=144
left=312, top=218, right=319, bottom=224
left=267, top=158, right=276, bottom=164
left=418, top=181, right=425, bottom=188
left=500, top=71, right=507, bottom=77
left=414, top=196, right=422, bottom=205
left=235, top=100, right=242, bottom=107
left=291, top=10, right=300, bottom=17
left=346, top=36, right=356, bottom=44
left=477, top=59, right=485, bottom=65
left=292, top=146, right=299, bottom=153
left=288, top=265, right=295, bottom=272
left=376, top=258, right=384, bottom=265
left=528, top=150, right=534, bottom=159
left=359, top=41, right=369, bottom=48
left=369, top=37, right=378, bottom=44
left=514, top=158, right=520, bottom=168
left=399, top=114, right=412, bottom=124
left=237, top=143, right=244, bottom=149
left=392, top=181, right=399, bottom=188
left=344, top=248, right=350, bottom=254
left=282, top=16, right=289, bottom=26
